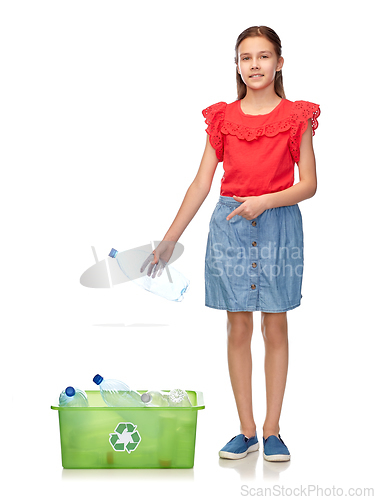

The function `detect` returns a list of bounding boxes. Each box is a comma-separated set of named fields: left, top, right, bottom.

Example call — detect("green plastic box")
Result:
left=51, top=390, right=205, bottom=469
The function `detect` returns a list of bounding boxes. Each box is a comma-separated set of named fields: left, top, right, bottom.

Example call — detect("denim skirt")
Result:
left=205, top=195, right=304, bottom=312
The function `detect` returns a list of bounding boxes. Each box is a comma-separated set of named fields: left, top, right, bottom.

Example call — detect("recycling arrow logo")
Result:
left=109, top=422, right=141, bottom=453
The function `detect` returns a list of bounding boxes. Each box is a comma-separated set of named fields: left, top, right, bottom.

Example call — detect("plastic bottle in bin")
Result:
left=108, top=244, right=190, bottom=302
left=141, top=389, right=192, bottom=407
left=168, top=389, right=192, bottom=407
left=141, top=390, right=169, bottom=407
left=93, top=374, right=144, bottom=407
left=59, top=387, right=89, bottom=407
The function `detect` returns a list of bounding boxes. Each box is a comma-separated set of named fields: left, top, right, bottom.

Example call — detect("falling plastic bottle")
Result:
left=93, top=374, right=144, bottom=407
left=141, top=390, right=169, bottom=407
left=59, top=387, right=89, bottom=407
left=108, top=248, right=190, bottom=302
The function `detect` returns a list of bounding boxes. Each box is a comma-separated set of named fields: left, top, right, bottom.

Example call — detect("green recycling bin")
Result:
left=51, top=390, right=205, bottom=469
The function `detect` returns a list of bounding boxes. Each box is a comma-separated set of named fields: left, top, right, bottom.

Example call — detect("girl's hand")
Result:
left=140, top=240, right=177, bottom=279
left=226, top=195, right=268, bottom=221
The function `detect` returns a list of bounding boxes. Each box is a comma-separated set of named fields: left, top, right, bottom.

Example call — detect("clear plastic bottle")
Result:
left=59, top=387, right=89, bottom=407
left=168, top=389, right=192, bottom=407
left=93, top=374, right=144, bottom=407
left=141, top=390, right=169, bottom=407
left=108, top=248, right=190, bottom=302
left=142, top=389, right=192, bottom=407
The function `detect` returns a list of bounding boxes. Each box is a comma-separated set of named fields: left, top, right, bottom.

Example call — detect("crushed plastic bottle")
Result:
left=93, top=374, right=144, bottom=407
left=108, top=248, right=190, bottom=302
left=141, top=390, right=169, bottom=407
left=59, top=387, right=89, bottom=407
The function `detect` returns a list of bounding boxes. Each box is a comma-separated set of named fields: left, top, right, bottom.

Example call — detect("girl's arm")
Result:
left=145, top=135, right=218, bottom=269
left=162, top=135, right=219, bottom=243
left=262, top=119, right=317, bottom=209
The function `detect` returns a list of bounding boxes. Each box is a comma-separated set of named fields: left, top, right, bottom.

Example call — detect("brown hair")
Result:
left=234, top=26, right=285, bottom=100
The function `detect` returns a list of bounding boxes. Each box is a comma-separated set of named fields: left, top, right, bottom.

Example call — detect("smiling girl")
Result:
left=144, top=25, right=320, bottom=462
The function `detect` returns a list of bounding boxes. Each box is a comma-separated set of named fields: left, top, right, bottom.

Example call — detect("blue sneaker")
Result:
left=263, top=434, right=290, bottom=462
left=219, top=432, right=259, bottom=459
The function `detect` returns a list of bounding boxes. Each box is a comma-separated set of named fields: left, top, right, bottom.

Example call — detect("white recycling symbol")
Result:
left=109, top=422, right=141, bottom=453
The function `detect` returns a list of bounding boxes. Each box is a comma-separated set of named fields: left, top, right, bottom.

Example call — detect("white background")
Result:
left=2, top=0, right=374, bottom=498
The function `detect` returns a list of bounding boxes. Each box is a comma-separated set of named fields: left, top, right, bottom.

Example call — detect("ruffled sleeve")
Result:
left=202, top=102, right=227, bottom=162
left=289, top=100, right=321, bottom=163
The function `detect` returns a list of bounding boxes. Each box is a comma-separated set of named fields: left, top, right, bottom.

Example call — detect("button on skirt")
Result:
left=205, top=195, right=304, bottom=312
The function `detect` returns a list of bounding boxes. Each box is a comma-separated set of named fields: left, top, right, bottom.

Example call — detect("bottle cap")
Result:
left=93, top=374, right=103, bottom=385
left=141, top=393, right=152, bottom=403
left=108, top=248, right=118, bottom=258
left=65, top=386, right=75, bottom=397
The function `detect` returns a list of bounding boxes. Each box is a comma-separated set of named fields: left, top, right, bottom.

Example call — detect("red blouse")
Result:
left=202, top=98, right=320, bottom=197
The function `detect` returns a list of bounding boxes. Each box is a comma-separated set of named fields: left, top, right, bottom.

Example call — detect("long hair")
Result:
left=234, top=26, right=285, bottom=100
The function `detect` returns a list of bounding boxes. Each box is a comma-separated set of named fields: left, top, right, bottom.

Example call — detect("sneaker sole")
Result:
left=219, top=442, right=259, bottom=459
left=263, top=452, right=291, bottom=462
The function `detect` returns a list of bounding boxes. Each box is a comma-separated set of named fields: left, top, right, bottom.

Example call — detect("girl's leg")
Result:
left=261, top=311, right=289, bottom=440
left=227, top=311, right=256, bottom=438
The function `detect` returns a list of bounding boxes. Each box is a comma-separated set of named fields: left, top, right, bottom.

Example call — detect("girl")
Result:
left=142, top=26, right=320, bottom=462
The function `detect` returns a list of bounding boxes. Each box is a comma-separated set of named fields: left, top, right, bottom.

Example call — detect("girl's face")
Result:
left=237, top=37, right=283, bottom=93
